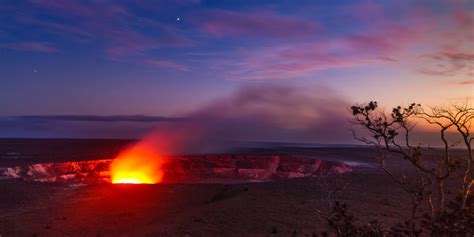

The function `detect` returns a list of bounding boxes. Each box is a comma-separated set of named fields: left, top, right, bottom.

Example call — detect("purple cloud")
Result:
left=104, top=28, right=193, bottom=60
left=30, top=0, right=128, bottom=17
left=146, top=59, right=190, bottom=72
left=27, top=0, right=193, bottom=61
left=212, top=39, right=390, bottom=80
left=200, top=10, right=320, bottom=39
left=435, top=52, right=474, bottom=62
left=0, top=42, right=59, bottom=53
left=418, top=49, right=474, bottom=77
left=416, top=5, right=474, bottom=77
left=207, top=1, right=473, bottom=80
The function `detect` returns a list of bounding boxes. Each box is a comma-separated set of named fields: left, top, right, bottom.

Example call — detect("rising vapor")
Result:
left=134, top=84, right=353, bottom=155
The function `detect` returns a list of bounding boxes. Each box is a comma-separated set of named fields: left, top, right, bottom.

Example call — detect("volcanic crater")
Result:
left=1, top=155, right=352, bottom=184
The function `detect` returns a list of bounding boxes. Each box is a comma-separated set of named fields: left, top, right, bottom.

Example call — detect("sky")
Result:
left=0, top=0, right=472, bottom=141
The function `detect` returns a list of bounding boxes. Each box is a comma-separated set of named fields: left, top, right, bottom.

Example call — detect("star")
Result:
left=177, top=17, right=180, bottom=22
left=34, top=69, right=38, bottom=73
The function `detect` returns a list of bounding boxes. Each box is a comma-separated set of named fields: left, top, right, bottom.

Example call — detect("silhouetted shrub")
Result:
left=422, top=193, right=473, bottom=236
left=322, top=195, right=473, bottom=236
left=324, top=201, right=385, bottom=237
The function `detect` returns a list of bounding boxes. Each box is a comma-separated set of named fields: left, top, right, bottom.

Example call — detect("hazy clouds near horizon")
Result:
left=0, top=85, right=352, bottom=144
left=0, top=85, right=463, bottom=150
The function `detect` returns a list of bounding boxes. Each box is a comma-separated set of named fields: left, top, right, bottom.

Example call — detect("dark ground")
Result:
left=0, top=139, right=466, bottom=236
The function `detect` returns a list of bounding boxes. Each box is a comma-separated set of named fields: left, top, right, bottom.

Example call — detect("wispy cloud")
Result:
left=419, top=50, right=474, bottom=77
left=104, top=29, right=193, bottom=60
left=0, top=41, right=59, bottom=53
left=145, top=59, right=190, bottom=72
left=459, top=80, right=474, bottom=85
left=13, top=115, right=183, bottom=123
left=416, top=4, right=474, bottom=77
left=436, top=52, right=474, bottom=61
left=199, top=9, right=320, bottom=39
left=2, top=0, right=472, bottom=79
left=21, top=0, right=193, bottom=61
left=30, top=0, right=130, bottom=19
left=206, top=1, right=473, bottom=80
left=212, top=39, right=391, bottom=80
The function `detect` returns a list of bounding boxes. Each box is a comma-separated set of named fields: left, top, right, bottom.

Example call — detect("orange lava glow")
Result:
left=110, top=143, right=163, bottom=184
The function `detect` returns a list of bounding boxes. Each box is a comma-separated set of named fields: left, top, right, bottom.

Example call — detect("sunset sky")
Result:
left=0, top=0, right=472, bottom=140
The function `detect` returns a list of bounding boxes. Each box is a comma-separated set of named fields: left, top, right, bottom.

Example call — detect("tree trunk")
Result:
left=437, top=179, right=444, bottom=213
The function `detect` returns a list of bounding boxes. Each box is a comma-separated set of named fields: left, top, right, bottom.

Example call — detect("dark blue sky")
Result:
left=0, top=0, right=472, bottom=139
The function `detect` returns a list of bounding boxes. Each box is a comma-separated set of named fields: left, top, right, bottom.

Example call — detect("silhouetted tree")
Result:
left=348, top=101, right=473, bottom=236
left=418, top=103, right=473, bottom=210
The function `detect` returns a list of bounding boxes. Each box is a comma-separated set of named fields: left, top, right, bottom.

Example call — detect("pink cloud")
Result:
left=346, top=23, right=422, bottom=57
left=200, top=10, right=320, bottom=39
left=454, top=10, right=473, bottom=27
left=459, top=80, right=474, bottom=85
left=345, top=0, right=386, bottom=25
left=415, top=3, right=473, bottom=77
left=0, top=42, right=59, bottom=53
left=437, top=51, right=474, bottom=61
left=214, top=40, right=388, bottom=80
left=208, top=7, right=439, bottom=80
left=339, top=1, right=474, bottom=78
left=346, top=3, right=439, bottom=59
left=418, top=63, right=467, bottom=77
left=211, top=7, right=466, bottom=81
left=146, top=59, right=190, bottom=72
left=418, top=48, right=474, bottom=77
left=205, top=2, right=448, bottom=80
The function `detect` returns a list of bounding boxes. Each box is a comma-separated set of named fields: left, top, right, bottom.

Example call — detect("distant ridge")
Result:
left=230, top=141, right=369, bottom=149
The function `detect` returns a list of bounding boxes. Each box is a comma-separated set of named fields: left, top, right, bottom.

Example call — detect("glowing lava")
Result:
left=110, top=142, right=163, bottom=184
left=114, top=177, right=149, bottom=184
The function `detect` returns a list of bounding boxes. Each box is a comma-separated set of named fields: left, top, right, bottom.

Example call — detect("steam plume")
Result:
left=137, top=84, right=352, bottom=155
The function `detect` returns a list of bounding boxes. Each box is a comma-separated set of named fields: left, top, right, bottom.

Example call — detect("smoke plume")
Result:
left=136, top=84, right=352, bottom=155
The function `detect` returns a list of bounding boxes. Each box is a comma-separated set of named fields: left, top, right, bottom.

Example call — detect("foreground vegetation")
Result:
left=321, top=102, right=473, bottom=236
